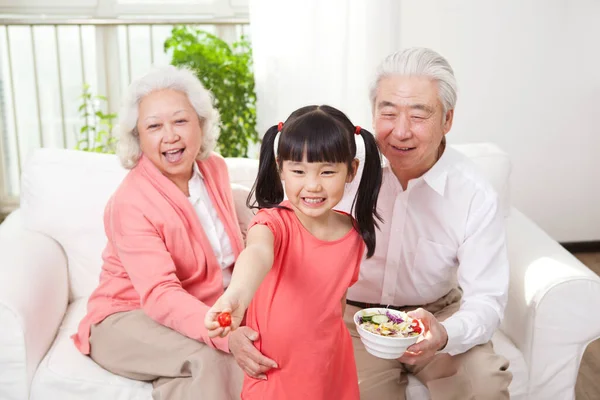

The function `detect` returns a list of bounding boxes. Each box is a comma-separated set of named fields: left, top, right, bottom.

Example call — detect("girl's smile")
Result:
left=301, top=197, right=326, bottom=207
left=279, top=157, right=357, bottom=222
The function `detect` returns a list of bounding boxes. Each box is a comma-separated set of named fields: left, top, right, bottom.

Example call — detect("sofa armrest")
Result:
left=0, top=210, right=69, bottom=400
left=502, top=208, right=600, bottom=400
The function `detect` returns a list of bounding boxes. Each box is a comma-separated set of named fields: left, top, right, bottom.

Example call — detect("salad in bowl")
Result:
left=358, top=309, right=422, bottom=338
left=353, top=308, right=424, bottom=359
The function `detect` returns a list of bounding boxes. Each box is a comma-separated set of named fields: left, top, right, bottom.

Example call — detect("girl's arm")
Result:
left=205, top=224, right=275, bottom=337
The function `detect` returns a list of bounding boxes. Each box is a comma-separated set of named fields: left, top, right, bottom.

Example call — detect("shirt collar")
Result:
left=421, top=147, right=452, bottom=196
left=192, top=160, right=203, bottom=179
left=382, top=146, right=454, bottom=196
left=188, top=161, right=204, bottom=201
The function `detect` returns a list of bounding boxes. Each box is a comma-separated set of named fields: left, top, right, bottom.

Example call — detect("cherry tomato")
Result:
left=217, top=312, right=232, bottom=327
left=412, top=319, right=422, bottom=334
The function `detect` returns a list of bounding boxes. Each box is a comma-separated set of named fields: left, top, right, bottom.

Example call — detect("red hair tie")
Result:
left=278, top=122, right=284, bottom=132
left=355, top=126, right=361, bottom=135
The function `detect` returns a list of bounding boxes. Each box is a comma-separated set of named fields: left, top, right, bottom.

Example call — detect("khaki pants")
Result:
left=344, top=289, right=512, bottom=400
left=89, top=309, right=243, bottom=400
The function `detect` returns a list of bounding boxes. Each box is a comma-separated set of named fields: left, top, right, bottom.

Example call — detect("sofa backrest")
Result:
left=19, top=150, right=259, bottom=302
left=19, top=143, right=510, bottom=302
left=452, top=142, right=512, bottom=216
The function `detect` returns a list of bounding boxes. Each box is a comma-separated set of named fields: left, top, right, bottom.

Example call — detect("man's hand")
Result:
left=397, top=308, right=448, bottom=365
left=229, top=327, right=278, bottom=380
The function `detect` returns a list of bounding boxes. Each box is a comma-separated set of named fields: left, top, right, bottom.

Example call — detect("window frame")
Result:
left=0, top=0, right=248, bottom=211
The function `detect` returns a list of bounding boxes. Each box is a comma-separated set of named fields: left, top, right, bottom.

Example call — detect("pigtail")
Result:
left=352, top=128, right=383, bottom=258
left=247, top=125, right=284, bottom=209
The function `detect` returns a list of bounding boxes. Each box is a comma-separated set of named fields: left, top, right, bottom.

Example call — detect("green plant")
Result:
left=76, top=84, right=117, bottom=153
left=165, top=26, right=259, bottom=158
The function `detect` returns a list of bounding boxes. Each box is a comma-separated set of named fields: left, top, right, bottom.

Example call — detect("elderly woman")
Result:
left=72, top=65, right=246, bottom=400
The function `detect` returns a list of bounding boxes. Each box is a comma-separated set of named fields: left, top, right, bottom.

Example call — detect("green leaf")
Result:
left=165, top=26, right=258, bottom=157
left=75, top=84, right=117, bottom=155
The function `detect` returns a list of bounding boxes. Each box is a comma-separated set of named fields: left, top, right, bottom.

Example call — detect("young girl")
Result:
left=205, top=105, right=382, bottom=400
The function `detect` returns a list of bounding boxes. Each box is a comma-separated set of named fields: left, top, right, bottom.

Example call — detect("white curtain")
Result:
left=249, top=0, right=402, bottom=135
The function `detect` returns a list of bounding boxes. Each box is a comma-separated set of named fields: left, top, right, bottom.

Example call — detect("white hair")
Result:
left=370, top=47, right=458, bottom=115
left=116, top=65, right=220, bottom=169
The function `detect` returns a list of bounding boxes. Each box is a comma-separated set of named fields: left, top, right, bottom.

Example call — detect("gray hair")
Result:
left=370, top=47, right=457, bottom=115
left=116, top=65, right=220, bottom=169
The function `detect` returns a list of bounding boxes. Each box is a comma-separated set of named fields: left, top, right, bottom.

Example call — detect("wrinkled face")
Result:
left=137, top=89, right=203, bottom=185
left=279, top=155, right=357, bottom=221
left=373, top=75, right=453, bottom=180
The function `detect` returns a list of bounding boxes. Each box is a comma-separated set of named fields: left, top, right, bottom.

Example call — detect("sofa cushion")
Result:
left=230, top=183, right=256, bottom=241
left=29, top=299, right=152, bottom=400
left=20, top=150, right=127, bottom=302
left=405, top=330, right=528, bottom=400
left=222, top=157, right=260, bottom=189
left=452, top=142, right=512, bottom=217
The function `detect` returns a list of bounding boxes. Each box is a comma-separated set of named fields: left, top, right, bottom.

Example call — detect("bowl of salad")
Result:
left=353, top=308, right=423, bottom=359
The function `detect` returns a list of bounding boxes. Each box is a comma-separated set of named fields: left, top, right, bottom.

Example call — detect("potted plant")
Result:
left=165, top=26, right=259, bottom=158
left=75, top=84, right=117, bottom=154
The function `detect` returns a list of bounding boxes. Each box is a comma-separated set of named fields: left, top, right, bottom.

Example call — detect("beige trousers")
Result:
left=344, top=289, right=512, bottom=400
left=89, top=309, right=243, bottom=400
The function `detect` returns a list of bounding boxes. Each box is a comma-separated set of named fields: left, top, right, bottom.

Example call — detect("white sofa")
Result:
left=0, top=144, right=599, bottom=400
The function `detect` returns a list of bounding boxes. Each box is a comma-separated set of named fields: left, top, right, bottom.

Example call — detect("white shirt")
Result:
left=338, top=147, right=509, bottom=356
left=187, top=162, right=235, bottom=287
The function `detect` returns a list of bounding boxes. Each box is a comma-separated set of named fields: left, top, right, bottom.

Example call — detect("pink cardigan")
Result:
left=72, top=153, right=244, bottom=354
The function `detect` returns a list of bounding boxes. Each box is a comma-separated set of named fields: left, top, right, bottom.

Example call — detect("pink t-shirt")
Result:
left=242, top=201, right=363, bottom=400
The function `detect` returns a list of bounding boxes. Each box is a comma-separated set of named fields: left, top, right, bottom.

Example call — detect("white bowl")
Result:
left=353, top=308, right=423, bottom=359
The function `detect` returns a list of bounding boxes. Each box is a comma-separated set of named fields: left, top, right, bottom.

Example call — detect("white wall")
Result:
left=399, top=0, right=600, bottom=242
left=249, top=0, right=401, bottom=134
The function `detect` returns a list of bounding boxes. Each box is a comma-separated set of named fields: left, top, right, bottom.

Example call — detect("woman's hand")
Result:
left=229, top=327, right=278, bottom=380
left=205, top=291, right=247, bottom=338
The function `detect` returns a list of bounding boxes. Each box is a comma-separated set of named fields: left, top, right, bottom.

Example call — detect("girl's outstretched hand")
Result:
left=205, top=293, right=247, bottom=338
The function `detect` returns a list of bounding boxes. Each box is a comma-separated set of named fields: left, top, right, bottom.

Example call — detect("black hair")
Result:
left=247, top=105, right=383, bottom=258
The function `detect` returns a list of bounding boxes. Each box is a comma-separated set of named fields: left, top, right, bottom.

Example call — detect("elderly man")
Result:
left=340, top=47, right=512, bottom=399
